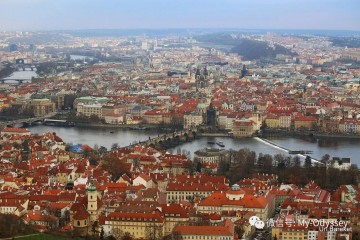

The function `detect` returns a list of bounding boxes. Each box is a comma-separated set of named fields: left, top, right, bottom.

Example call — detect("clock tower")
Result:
left=87, top=176, right=98, bottom=223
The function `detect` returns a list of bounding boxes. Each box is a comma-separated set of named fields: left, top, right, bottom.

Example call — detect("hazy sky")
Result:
left=0, top=0, right=359, bottom=31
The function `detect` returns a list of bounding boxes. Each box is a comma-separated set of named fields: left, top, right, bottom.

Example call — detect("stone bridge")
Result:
left=15, top=64, right=37, bottom=71
left=0, top=79, right=28, bottom=84
left=0, top=112, right=58, bottom=128
left=128, top=128, right=198, bottom=149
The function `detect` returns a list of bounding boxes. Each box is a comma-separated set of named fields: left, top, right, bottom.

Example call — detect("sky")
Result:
left=0, top=0, right=359, bottom=31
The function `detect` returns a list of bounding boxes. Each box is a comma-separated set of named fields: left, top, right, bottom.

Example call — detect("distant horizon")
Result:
left=2, top=27, right=360, bottom=32
left=0, top=0, right=359, bottom=32
left=2, top=28, right=360, bottom=37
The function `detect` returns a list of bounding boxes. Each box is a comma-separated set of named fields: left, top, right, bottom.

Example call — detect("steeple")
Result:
left=87, top=175, right=98, bottom=223
left=87, top=175, right=96, bottom=192
left=195, top=67, right=201, bottom=80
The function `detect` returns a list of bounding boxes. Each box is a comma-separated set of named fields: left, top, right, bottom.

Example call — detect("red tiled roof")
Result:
left=2, top=127, right=30, bottom=133
left=106, top=211, right=164, bottom=223
left=173, top=225, right=232, bottom=236
left=73, top=205, right=90, bottom=220
left=199, top=192, right=269, bottom=209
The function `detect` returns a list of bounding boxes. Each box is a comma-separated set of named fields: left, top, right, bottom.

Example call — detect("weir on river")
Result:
left=254, top=137, right=323, bottom=164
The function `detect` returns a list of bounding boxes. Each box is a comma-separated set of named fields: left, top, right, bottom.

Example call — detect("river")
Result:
left=28, top=125, right=360, bottom=166
left=2, top=69, right=37, bottom=84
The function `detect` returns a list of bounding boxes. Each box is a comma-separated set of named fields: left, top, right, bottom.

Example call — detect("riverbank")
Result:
left=314, top=133, right=360, bottom=139
left=0, top=64, right=15, bottom=79
left=73, top=122, right=181, bottom=131
left=263, top=129, right=360, bottom=140
left=198, top=132, right=230, bottom=137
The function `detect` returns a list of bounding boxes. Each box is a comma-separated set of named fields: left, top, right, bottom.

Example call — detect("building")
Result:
left=166, top=175, right=229, bottom=203
left=162, top=203, right=190, bottom=236
left=265, top=113, right=280, bottom=128
left=143, top=110, right=164, bottom=124
left=232, top=120, right=255, bottom=137
left=173, top=219, right=235, bottom=240
left=27, top=99, right=56, bottom=117
left=272, top=223, right=308, bottom=240
left=76, top=103, right=103, bottom=119
left=73, top=96, right=109, bottom=110
left=184, top=111, right=203, bottom=130
left=339, top=119, right=360, bottom=134
left=195, top=66, right=209, bottom=91
left=194, top=148, right=230, bottom=165
left=71, top=177, right=102, bottom=236
left=197, top=185, right=274, bottom=221
left=128, top=105, right=152, bottom=117
left=294, top=115, right=317, bottom=130
left=103, top=211, right=164, bottom=239
left=206, top=103, right=217, bottom=126
left=104, top=113, right=124, bottom=124
left=1, top=127, right=31, bottom=136
left=330, top=157, right=351, bottom=170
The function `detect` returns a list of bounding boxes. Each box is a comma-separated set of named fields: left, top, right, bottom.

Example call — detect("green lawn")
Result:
left=15, top=233, right=70, bottom=240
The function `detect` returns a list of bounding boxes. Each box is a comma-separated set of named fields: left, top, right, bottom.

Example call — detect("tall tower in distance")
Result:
left=87, top=176, right=98, bottom=223
left=240, top=65, right=248, bottom=78
left=206, top=102, right=217, bottom=127
left=195, top=66, right=209, bottom=91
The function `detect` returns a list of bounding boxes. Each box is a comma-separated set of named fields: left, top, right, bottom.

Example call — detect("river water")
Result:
left=2, top=69, right=37, bottom=84
left=28, top=125, right=360, bottom=166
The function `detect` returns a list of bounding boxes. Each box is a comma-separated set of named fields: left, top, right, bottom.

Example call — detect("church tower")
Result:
left=240, top=65, right=247, bottom=78
left=195, top=66, right=209, bottom=91
left=206, top=102, right=217, bottom=127
left=87, top=176, right=98, bottom=223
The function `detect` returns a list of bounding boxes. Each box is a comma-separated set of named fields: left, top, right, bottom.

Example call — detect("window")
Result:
left=77, top=221, right=80, bottom=226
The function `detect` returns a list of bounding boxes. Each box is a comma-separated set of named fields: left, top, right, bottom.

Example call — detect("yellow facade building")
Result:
left=28, top=99, right=56, bottom=117
left=104, top=211, right=164, bottom=239
left=76, top=103, right=103, bottom=118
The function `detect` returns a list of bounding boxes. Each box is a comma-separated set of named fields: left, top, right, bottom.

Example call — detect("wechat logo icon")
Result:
left=249, top=216, right=265, bottom=229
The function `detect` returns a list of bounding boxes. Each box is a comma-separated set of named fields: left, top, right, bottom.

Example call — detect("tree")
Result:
left=0, top=214, right=36, bottom=238
left=65, top=142, right=73, bottom=151
left=274, top=154, right=285, bottom=167
left=291, top=156, right=301, bottom=168
left=92, top=221, right=98, bottom=236
left=100, top=227, right=105, bottom=240
left=89, top=154, right=100, bottom=166
left=94, top=144, right=99, bottom=152
left=321, top=154, right=330, bottom=164
left=111, top=143, right=119, bottom=151
left=304, top=156, right=312, bottom=169
left=234, top=225, right=245, bottom=239
left=98, top=146, right=108, bottom=155
left=218, top=160, right=230, bottom=175
left=145, top=224, right=163, bottom=240
left=22, top=139, right=30, bottom=153
left=196, top=161, right=202, bottom=172
left=121, top=232, right=134, bottom=240
left=101, top=155, right=130, bottom=181
left=63, top=94, right=78, bottom=110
